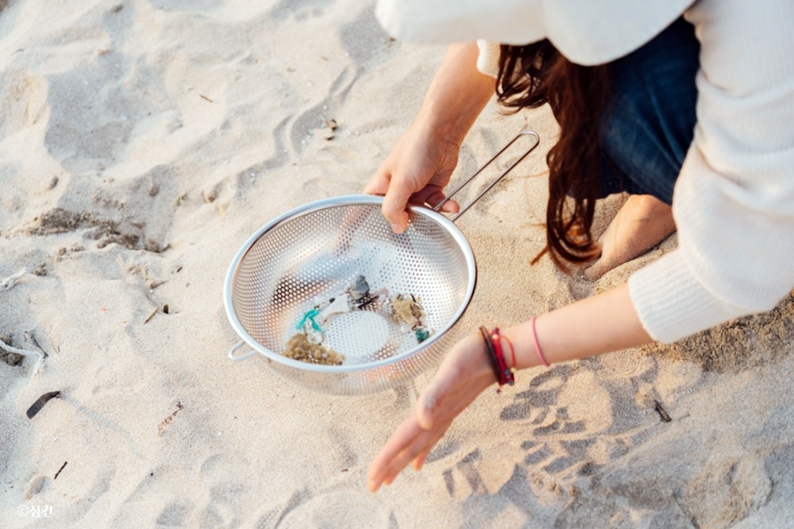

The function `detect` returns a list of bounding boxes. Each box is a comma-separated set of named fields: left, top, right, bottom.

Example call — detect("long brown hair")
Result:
left=496, top=41, right=611, bottom=271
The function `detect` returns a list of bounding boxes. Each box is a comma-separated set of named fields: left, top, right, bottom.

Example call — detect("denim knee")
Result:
left=597, top=17, right=700, bottom=205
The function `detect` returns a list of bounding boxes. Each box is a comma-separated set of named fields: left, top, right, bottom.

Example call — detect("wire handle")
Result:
left=434, top=129, right=539, bottom=222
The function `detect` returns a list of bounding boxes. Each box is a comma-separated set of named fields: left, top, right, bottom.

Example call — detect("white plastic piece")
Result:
left=0, top=268, right=27, bottom=291
left=319, top=293, right=351, bottom=323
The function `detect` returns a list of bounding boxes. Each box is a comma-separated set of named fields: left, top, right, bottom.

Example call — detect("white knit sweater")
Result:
left=376, top=0, right=794, bottom=343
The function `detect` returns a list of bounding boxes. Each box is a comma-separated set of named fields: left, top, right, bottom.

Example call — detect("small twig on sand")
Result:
left=0, top=268, right=26, bottom=291
left=654, top=400, right=672, bottom=423
left=54, top=461, right=68, bottom=480
left=143, top=307, right=158, bottom=324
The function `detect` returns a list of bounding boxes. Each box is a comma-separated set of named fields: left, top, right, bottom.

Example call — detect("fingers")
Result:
left=410, top=188, right=461, bottom=214
left=368, top=415, right=452, bottom=492
left=363, top=166, right=390, bottom=196
left=366, top=161, right=460, bottom=232
left=368, top=381, right=480, bottom=491
left=368, top=418, right=423, bottom=492
left=371, top=424, right=450, bottom=492
left=382, top=187, right=460, bottom=234
left=382, top=184, right=413, bottom=234
left=412, top=450, right=429, bottom=471
left=425, top=190, right=460, bottom=214
left=365, top=169, right=413, bottom=234
left=439, top=199, right=460, bottom=214
left=368, top=334, right=496, bottom=493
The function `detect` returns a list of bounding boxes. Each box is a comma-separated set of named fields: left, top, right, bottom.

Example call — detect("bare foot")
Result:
left=584, top=195, right=676, bottom=280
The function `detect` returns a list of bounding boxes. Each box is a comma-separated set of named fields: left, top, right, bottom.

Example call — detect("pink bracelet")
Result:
left=530, top=316, right=550, bottom=367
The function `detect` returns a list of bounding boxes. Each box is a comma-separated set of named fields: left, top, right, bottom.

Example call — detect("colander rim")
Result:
left=223, top=194, right=477, bottom=374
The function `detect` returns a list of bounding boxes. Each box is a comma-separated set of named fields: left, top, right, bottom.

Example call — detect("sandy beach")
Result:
left=1, top=1, right=793, bottom=527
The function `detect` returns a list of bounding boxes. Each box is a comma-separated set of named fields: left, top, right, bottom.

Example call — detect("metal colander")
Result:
left=224, top=130, right=539, bottom=395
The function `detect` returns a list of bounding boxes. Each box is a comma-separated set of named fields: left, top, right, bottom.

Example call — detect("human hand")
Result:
left=368, top=333, right=495, bottom=492
left=364, top=121, right=462, bottom=234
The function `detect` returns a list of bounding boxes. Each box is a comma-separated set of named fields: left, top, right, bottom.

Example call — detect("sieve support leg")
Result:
left=228, top=340, right=257, bottom=361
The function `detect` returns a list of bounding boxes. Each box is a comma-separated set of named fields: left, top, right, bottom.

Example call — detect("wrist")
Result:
left=502, top=322, right=543, bottom=370
left=413, top=106, right=467, bottom=150
left=476, top=321, right=550, bottom=393
left=462, top=332, right=501, bottom=391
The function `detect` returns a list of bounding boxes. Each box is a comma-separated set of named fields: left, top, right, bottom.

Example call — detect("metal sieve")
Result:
left=224, top=130, right=539, bottom=395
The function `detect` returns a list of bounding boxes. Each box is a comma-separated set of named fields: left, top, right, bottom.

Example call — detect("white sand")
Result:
left=1, top=1, right=793, bottom=527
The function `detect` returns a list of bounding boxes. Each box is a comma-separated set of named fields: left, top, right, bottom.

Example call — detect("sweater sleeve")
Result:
left=628, top=0, right=794, bottom=343
left=476, top=40, right=501, bottom=78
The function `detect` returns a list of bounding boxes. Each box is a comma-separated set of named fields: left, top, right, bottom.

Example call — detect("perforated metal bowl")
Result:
left=223, top=130, right=538, bottom=395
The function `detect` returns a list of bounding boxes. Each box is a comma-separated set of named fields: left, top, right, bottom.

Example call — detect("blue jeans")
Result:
left=598, top=17, right=700, bottom=205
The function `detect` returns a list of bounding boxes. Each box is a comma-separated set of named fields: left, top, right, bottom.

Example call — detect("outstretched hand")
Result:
left=368, top=333, right=495, bottom=492
left=364, top=121, right=462, bottom=234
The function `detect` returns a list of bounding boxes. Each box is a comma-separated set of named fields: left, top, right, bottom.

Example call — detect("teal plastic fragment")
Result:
left=297, top=308, right=323, bottom=333
left=415, top=328, right=430, bottom=343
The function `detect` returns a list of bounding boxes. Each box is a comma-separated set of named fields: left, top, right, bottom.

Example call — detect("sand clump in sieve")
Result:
left=283, top=333, right=345, bottom=366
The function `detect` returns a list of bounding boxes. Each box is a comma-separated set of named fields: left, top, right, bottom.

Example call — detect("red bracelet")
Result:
left=491, top=329, right=506, bottom=380
left=501, top=334, right=516, bottom=373
left=491, top=327, right=515, bottom=388
left=479, top=326, right=516, bottom=392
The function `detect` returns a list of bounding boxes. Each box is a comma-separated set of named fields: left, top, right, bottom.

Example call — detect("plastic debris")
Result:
left=297, top=308, right=322, bottom=333
left=319, top=293, right=351, bottom=323
left=0, top=268, right=27, bottom=291
left=284, top=275, right=434, bottom=365
left=0, top=336, right=44, bottom=374
left=349, top=274, right=370, bottom=301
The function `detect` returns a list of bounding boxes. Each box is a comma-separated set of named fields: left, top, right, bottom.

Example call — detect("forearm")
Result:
left=367, top=284, right=654, bottom=492
left=416, top=42, right=496, bottom=146
left=503, top=283, right=653, bottom=369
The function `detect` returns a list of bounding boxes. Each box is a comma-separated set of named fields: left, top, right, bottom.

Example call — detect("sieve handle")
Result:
left=228, top=340, right=257, bottom=362
left=434, top=129, right=539, bottom=222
